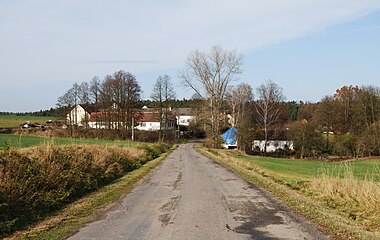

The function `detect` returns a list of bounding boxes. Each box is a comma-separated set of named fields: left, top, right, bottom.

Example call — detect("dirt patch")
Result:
left=158, top=214, right=171, bottom=226
left=173, top=172, right=182, bottom=190
left=160, top=196, right=181, bottom=212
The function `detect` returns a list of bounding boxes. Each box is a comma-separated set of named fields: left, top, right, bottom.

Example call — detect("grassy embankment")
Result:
left=198, top=147, right=380, bottom=240
left=0, top=139, right=172, bottom=239
left=0, top=115, right=61, bottom=129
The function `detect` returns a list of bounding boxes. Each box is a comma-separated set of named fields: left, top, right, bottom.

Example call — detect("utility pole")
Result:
left=131, top=117, right=134, bottom=141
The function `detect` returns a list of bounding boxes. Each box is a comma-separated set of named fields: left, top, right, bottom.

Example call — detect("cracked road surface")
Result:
left=68, top=143, right=326, bottom=240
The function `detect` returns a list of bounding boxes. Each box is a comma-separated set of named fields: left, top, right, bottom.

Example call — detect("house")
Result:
left=135, top=111, right=161, bottom=131
left=66, top=105, right=91, bottom=127
left=175, top=108, right=194, bottom=127
left=252, top=140, right=294, bottom=152
left=66, top=105, right=190, bottom=132
left=135, top=107, right=176, bottom=131
left=88, top=111, right=119, bottom=129
left=219, top=113, right=236, bottom=127
left=67, top=104, right=132, bottom=129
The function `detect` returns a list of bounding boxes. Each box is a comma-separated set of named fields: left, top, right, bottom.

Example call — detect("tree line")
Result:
left=56, top=69, right=180, bottom=140
left=222, top=83, right=380, bottom=158
left=290, top=85, right=380, bottom=158
left=57, top=70, right=142, bottom=138
left=180, top=45, right=380, bottom=157
left=55, top=45, right=380, bottom=157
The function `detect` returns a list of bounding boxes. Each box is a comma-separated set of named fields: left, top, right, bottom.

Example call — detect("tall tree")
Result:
left=102, top=72, right=124, bottom=130
left=285, top=101, right=299, bottom=121
left=78, top=82, right=91, bottom=129
left=90, top=76, right=101, bottom=106
left=333, top=85, right=360, bottom=134
left=89, top=76, right=101, bottom=129
left=226, top=83, right=253, bottom=151
left=100, top=70, right=141, bottom=136
left=316, top=96, right=335, bottom=152
left=180, top=45, right=243, bottom=148
left=56, top=83, right=80, bottom=136
left=287, top=119, right=324, bottom=158
left=356, top=86, right=380, bottom=155
left=124, top=71, right=142, bottom=137
left=356, top=86, right=380, bottom=129
left=78, top=82, right=91, bottom=105
left=151, top=75, right=176, bottom=141
left=100, top=75, right=115, bottom=129
left=254, top=80, right=285, bottom=153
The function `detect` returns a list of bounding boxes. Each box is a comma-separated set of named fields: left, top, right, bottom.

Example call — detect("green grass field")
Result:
left=0, top=133, right=147, bottom=148
left=233, top=154, right=380, bottom=182
left=0, top=115, right=62, bottom=128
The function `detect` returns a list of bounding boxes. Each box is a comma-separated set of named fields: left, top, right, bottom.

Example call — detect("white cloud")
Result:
left=1, top=0, right=380, bottom=111
left=2, top=1, right=380, bottom=71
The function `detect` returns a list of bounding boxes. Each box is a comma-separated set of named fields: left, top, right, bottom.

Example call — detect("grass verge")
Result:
left=197, top=146, right=380, bottom=240
left=5, top=147, right=174, bottom=240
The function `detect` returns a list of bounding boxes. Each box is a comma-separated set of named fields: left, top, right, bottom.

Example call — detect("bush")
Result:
left=137, top=143, right=170, bottom=162
left=0, top=143, right=167, bottom=237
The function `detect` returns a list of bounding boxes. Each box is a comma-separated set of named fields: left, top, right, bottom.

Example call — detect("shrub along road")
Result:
left=68, top=143, right=326, bottom=240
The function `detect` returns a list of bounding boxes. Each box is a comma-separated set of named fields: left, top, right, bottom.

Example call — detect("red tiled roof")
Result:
left=138, top=112, right=160, bottom=122
left=88, top=110, right=176, bottom=123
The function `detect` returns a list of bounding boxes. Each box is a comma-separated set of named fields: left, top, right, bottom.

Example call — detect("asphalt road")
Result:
left=68, top=143, right=326, bottom=240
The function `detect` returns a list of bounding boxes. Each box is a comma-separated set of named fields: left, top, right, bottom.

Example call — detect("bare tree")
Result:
left=78, top=82, right=91, bottom=105
left=57, top=83, right=80, bottom=136
left=151, top=74, right=176, bottom=141
left=333, top=85, right=360, bottom=134
left=254, top=80, right=285, bottom=153
left=100, top=76, right=115, bottom=129
left=316, top=96, right=335, bottom=153
left=124, top=72, right=142, bottom=138
left=90, top=76, right=101, bottom=106
left=78, top=82, right=91, bottom=129
left=227, top=83, right=253, bottom=126
left=356, top=86, right=380, bottom=155
left=100, top=70, right=141, bottom=136
left=180, top=45, right=242, bottom=148
left=88, top=76, right=101, bottom=129
left=227, top=83, right=253, bottom=151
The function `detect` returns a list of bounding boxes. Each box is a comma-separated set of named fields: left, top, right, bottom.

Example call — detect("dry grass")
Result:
left=309, top=166, right=380, bottom=232
left=198, top=146, right=380, bottom=240
left=0, top=143, right=169, bottom=238
left=5, top=148, right=173, bottom=240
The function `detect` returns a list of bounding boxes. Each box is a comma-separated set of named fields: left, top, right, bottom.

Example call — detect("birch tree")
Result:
left=254, top=80, right=285, bottom=153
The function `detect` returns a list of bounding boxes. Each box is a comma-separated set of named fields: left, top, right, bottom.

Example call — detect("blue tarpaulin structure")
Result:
left=221, top=127, right=237, bottom=148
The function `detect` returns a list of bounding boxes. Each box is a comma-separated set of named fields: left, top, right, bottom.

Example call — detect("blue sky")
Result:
left=1, top=1, right=380, bottom=112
